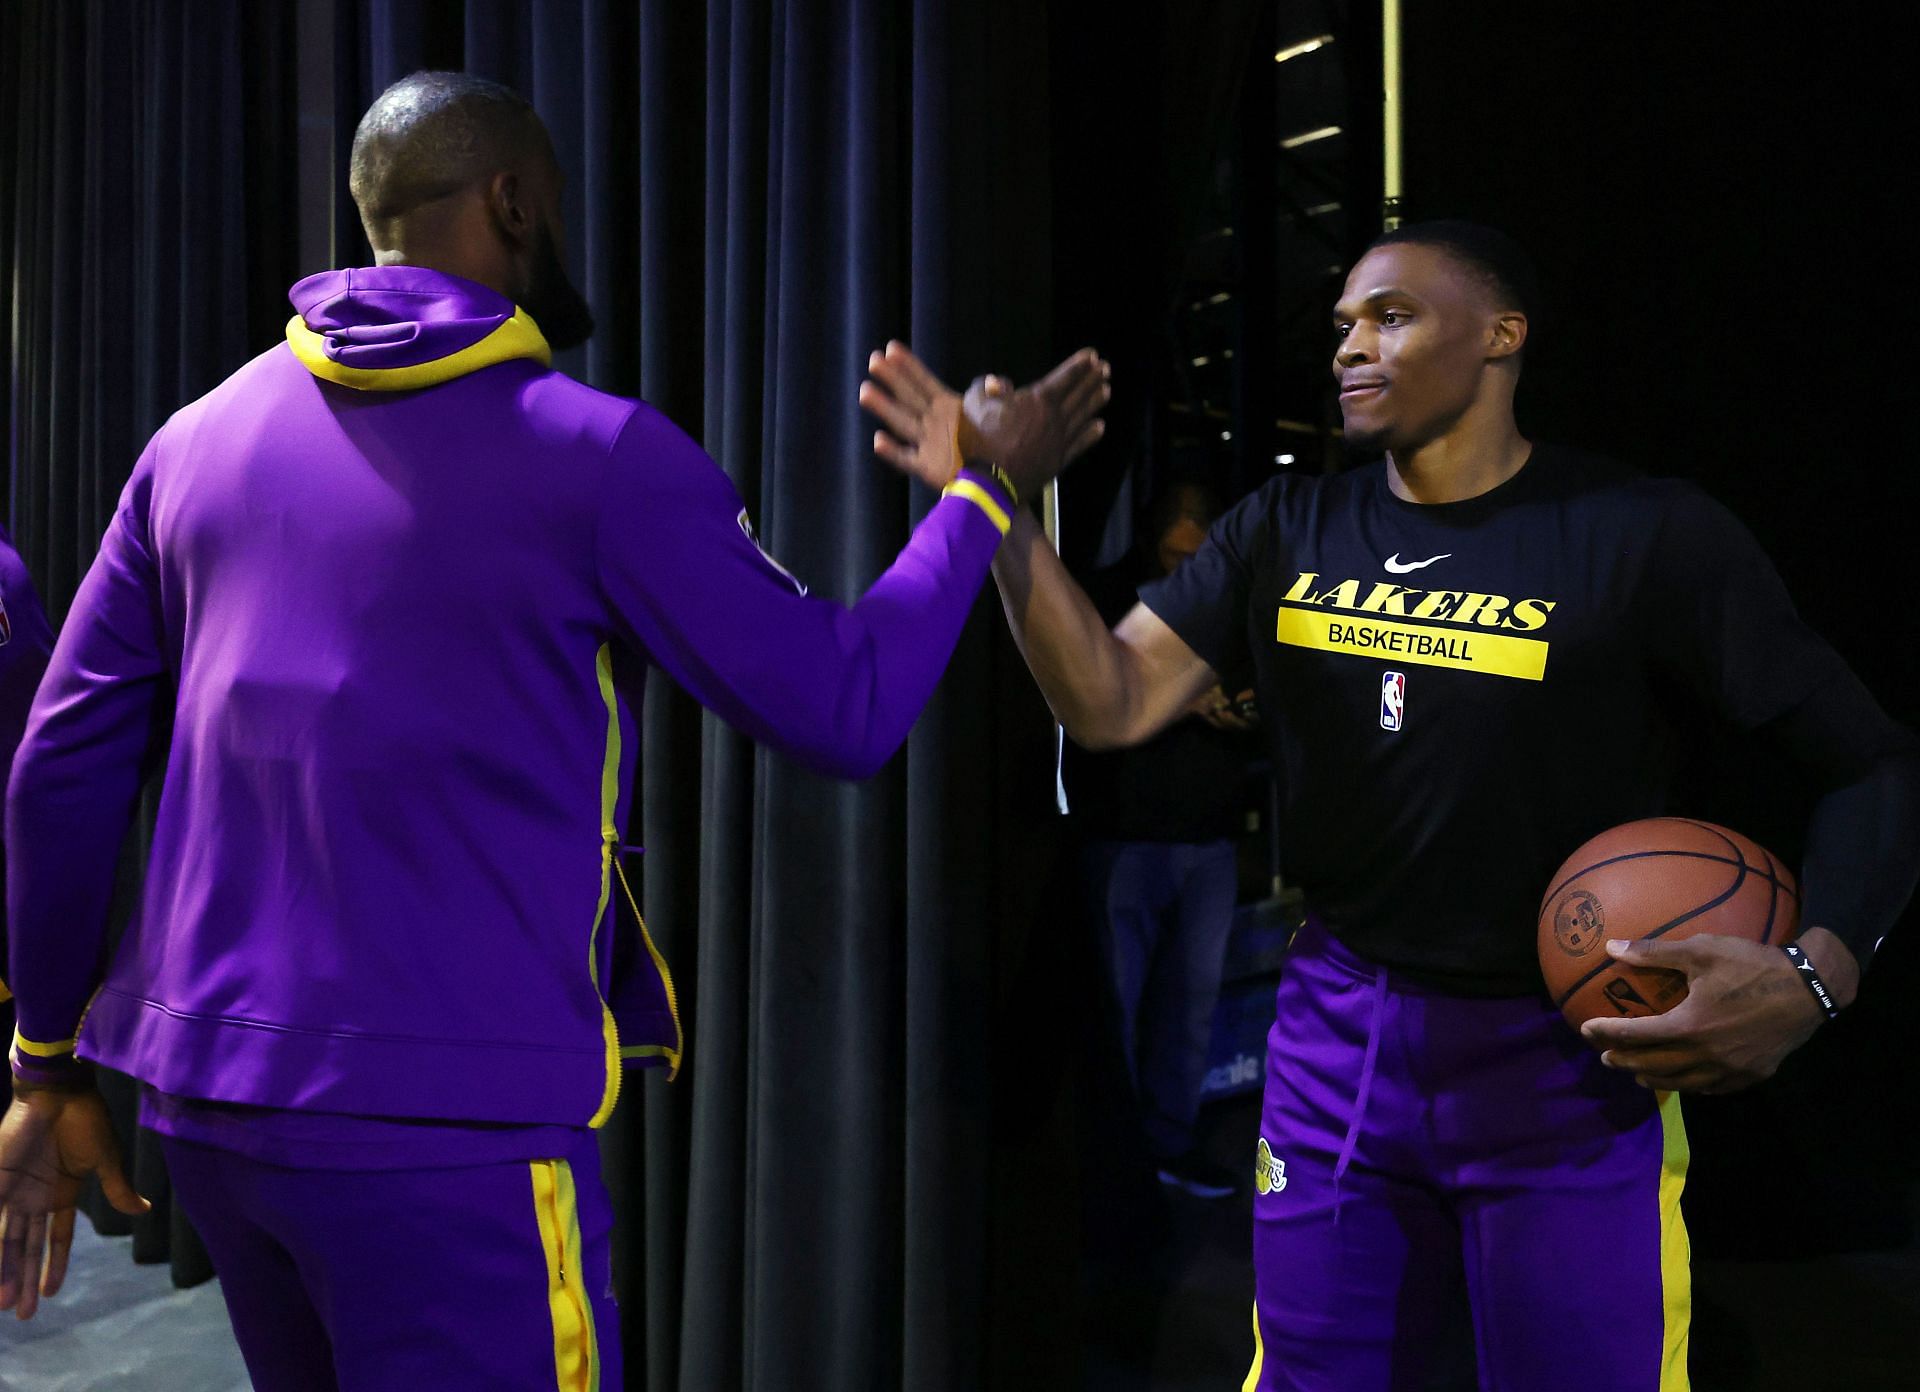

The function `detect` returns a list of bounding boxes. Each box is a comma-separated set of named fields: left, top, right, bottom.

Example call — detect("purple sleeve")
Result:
left=594, top=405, right=1012, bottom=780
left=0, top=534, right=55, bottom=839
left=6, top=449, right=169, bottom=1083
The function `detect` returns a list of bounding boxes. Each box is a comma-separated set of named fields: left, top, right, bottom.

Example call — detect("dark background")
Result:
left=4, top=2, right=1915, bottom=1388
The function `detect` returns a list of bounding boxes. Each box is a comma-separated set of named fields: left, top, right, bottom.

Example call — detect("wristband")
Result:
left=1781, top=943, right=1843, bottom=1022
left=942, top=469, right=1014, bottom=537
left=11, top=1061, right=98, bottom=1096
left=9, top=1026, right=92, bottom=1089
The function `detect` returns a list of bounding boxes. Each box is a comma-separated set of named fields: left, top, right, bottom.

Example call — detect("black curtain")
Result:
left=2, top=0, right=297, bottom=616
left=2, top=0, right=299, bottom=1283
left=3, top=3, right=1121, bottom=1387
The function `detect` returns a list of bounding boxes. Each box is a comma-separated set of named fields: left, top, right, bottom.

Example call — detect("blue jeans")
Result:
left=1081, top=838, right=1238, bottom=1160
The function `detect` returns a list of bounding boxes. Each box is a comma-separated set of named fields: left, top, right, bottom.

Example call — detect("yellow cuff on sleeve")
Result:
left=12, top=1028, right=78, bottom=1058
left=942, top=478, right=1013, bottom=537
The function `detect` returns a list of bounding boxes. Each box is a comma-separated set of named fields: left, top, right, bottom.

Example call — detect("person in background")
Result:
left=1063, top=480, right=1256, bottom=1200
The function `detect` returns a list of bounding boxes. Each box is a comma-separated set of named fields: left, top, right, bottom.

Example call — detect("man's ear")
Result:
left=1487, top=311, right=1528, bottom=362
left=484, top=170, right=534, bottom=250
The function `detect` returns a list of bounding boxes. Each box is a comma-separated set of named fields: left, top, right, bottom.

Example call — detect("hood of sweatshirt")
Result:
left=285, top=265, right=551, bottom=391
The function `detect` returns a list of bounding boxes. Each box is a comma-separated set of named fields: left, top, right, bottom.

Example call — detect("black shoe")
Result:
left=1154, top=1151, right=1238, bottom=1199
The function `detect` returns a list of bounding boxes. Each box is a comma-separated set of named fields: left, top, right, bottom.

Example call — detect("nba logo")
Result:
left=0, top=591, right=10, bottom=647
left=1380, top=671, right=1406, bottom=731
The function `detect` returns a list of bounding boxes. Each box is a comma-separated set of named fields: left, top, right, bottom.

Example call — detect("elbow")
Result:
left=1062, top=719, right=1122, bottom=753
left=1060, top=705, right=1140, bottom=753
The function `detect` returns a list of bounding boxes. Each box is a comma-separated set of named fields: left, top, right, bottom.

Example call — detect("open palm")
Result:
left=860, top=341, right=1109, bottom=498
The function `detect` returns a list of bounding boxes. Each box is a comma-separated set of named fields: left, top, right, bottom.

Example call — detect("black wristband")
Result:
left=1781, top=943, right=1843, bottom=1022
left=11, top=1060, right=98, bottom=1097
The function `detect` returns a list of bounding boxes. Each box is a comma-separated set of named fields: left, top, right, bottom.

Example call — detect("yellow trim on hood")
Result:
left=285, top=307, right=552, bottom=391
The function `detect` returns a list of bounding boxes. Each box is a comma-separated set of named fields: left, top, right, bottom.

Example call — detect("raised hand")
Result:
left=861, top=342, right=1109, bottom=499
left=962, top=349, right=1109, bottom=499
left=860, top=343, right=970, bottom=490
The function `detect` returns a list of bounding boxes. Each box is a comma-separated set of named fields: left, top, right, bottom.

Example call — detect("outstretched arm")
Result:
left=862, top=344, right=1218, bottom=750
left=599, top=348, right=1108, bottom=779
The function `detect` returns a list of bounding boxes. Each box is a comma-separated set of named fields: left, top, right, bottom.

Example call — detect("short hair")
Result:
left=1366, top=219, right=1540, bottom=325
left=349, top=71, right=551, bottom=223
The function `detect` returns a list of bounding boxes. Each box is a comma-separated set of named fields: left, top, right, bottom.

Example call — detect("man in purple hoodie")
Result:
left=0, top=72, right=1106, bottom=1387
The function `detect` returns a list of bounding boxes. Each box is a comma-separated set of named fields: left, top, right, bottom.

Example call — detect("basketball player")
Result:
left=861, top=221, right=1920, bottom=1390
left=0, top=71, right=1107, bottom=1386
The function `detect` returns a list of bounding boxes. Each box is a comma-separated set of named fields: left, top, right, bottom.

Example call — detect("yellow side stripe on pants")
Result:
left=531, top=1159, right=601, bottom=1392
left=1657, top=1090, right=1692, bottom=1391
left=1242, top=1301, right=1264, bottom=1391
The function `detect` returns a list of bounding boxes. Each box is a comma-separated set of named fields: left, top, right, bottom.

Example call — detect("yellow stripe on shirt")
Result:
left=587, top=645, right=624, bottom=1129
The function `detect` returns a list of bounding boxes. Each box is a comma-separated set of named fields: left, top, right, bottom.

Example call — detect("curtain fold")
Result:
left=2, top=0, right=297, bottom=1288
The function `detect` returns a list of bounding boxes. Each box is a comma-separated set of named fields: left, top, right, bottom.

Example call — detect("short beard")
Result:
left=521, top=223, right=596, bottom=352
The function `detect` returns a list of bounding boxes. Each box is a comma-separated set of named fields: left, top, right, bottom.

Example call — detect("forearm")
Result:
left=1797, top=741, right=1920, bottom=975
left=800, top=479, right=1010, bottom=776
left=6, top=732, right=149, bottom=1082
left=638, top=472, right=1015, bottom=781
left=989, top=510, right=1142, bottom=748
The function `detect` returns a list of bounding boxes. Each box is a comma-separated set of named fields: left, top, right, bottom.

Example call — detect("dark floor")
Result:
left=1081, top=1092, right=1920, bottom=1392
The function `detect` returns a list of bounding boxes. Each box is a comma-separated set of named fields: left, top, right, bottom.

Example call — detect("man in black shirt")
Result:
left=1065, top=482, right=1255, bottom=1199
left=863, top=221, right=1920, bottom=1390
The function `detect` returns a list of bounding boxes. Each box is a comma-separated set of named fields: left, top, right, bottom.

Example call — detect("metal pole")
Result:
left=1382, top=0, right=1404, bottom=229
left=1043, top=481, right=1070, bottom=814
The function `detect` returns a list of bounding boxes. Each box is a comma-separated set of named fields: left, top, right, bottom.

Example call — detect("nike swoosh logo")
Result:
left=1383, top=552, right=1451, bottom=574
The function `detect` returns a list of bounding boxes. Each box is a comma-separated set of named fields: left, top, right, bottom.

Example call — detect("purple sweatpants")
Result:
left=1244, top=922, right=1689, bottom=1392
left=158, top=1127, right=621, bottom=1391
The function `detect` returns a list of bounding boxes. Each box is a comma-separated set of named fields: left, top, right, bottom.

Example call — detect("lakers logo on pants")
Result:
left=1244, top=922, right=1689, bottom=1391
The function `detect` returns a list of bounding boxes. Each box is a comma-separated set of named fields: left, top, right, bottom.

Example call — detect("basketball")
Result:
left=1537, top=817, right=1799, bottom=1029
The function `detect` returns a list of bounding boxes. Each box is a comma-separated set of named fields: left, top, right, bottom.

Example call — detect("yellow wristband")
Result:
left=942, top=478, right=1013, bottom=536
left=12, top=1027, right=78, bottom=1058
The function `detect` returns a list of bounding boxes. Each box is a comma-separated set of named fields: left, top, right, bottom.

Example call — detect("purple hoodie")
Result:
left=6, top=266, right=1013, bottom=1128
